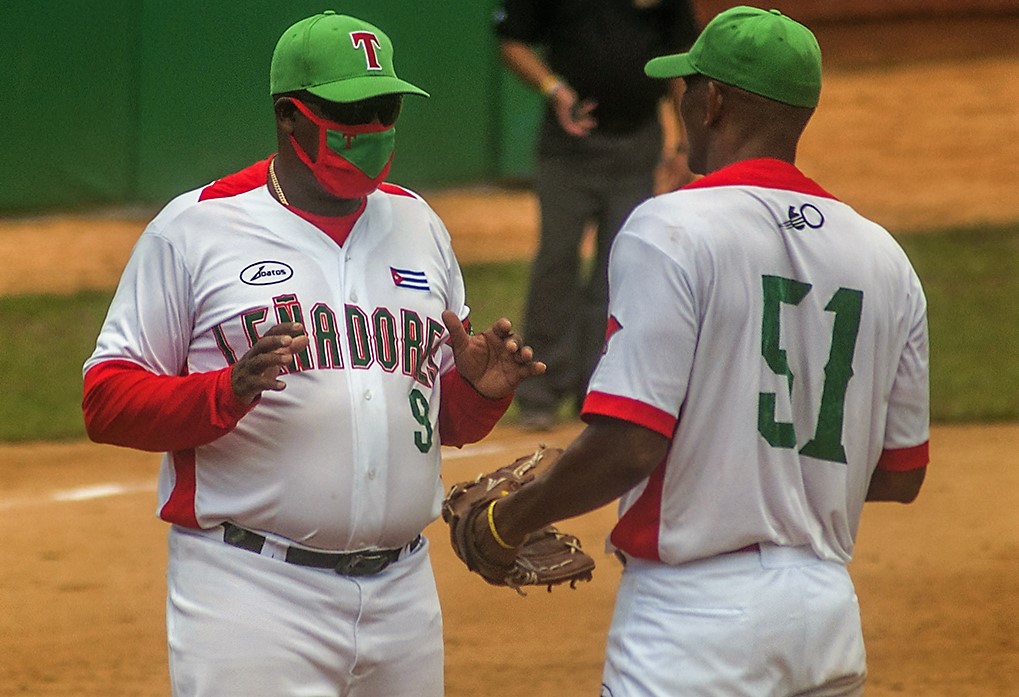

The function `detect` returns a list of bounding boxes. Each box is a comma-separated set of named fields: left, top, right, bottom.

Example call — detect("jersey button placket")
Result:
left=362, top=391, right=375, bottom=483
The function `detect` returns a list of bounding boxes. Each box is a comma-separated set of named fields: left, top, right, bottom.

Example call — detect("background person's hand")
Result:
left=549, top=84, right=597, bottom=137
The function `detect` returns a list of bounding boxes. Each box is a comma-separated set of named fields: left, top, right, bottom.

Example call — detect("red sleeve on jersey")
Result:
left=877, top=441, right=930, bottom=471
left=82, top=360, right=254, bottom=452
left=198, top=158, right=271, bottom=201
left=437, top=370, right=513, bottom=448
left=581, top=391, right=677, bottom=438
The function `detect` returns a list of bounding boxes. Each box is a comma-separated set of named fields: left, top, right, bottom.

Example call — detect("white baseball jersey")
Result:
left=85, top=162, right=468, bottom=551
left=583, top=159, right=929, bottom=565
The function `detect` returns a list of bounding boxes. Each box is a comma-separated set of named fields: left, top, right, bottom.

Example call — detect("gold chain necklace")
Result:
left=268, top=157, right=289, bottom=206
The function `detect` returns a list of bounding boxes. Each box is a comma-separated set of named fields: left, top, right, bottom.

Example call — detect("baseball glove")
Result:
left=441, top=446, right=596, bottom=594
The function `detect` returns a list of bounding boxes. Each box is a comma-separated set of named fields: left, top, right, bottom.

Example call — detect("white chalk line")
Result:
left=0, top=436, right=555, bottom=511
left=0, top=481, right=156, bottom=511
left=51, top=481, right=156, bottom=502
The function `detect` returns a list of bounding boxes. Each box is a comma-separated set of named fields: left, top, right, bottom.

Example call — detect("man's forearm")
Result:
left=866, top=466, right=926, bottom=503
left=493, top=418, right=669, bottom=544
left=500, top=39, right=561, bottom=96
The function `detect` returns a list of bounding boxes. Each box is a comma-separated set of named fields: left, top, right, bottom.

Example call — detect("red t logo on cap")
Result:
left=350, top=31, right=383, bottom=71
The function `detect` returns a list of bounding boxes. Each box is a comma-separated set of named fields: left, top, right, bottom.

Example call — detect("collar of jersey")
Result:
left=681, top=158, right=838, bottom=200
left=290, top=197, right=368, bottom=248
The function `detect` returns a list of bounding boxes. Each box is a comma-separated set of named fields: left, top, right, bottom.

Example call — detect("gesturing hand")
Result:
left=231, top=322, right=311, bottom=404
left=441, top=311, right=546, bottom=400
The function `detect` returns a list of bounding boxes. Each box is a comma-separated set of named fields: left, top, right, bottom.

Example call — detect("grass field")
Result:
left=1, top=222, right=1015, bottom=442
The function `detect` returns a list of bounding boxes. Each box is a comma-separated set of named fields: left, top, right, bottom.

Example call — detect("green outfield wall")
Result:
left=1, top=0, right=542, bottom=211
left=6, top=0, right=1009, bottom=212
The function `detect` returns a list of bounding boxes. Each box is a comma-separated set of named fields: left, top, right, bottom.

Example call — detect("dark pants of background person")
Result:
left=515, top=115, right=663, bottom=420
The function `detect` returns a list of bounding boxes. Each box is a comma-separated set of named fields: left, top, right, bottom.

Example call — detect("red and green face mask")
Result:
left=289, top=98, right=396, bottom=199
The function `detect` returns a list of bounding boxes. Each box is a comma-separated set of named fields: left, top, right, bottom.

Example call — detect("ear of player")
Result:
left=441, top=446, right=596, bottom=594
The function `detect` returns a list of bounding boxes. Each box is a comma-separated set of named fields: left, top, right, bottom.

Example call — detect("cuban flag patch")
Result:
left=390, top=267, right=430, bottom=291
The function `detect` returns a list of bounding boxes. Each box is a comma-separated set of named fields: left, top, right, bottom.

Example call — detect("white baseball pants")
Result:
left=601, top=543, right=866, bottom=697
left=166, top=525, right=443, bottom=697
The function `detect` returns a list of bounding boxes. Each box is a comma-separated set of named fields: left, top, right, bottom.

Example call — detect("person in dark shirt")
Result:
left=494, top=0, right=699, bottom=429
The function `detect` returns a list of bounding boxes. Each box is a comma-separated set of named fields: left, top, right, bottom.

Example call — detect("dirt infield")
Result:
left=1, top=422, right=1017, bottom=696
left=1, top=15, right=1017, bottom=697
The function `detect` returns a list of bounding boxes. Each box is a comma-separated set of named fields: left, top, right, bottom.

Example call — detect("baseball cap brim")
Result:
left=643, top=6, right=821, bottom=108
left=308, top=75, right=429, bottom=102
left=644, top=53, right=697, bottom=79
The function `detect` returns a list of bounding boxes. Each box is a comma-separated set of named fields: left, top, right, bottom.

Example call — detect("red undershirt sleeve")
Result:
left=438, top=369, right=513, bottom=448
left=82, top=360, right=255, bottom=452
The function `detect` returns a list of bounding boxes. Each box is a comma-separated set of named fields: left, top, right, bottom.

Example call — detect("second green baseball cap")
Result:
left=270, top=11, right=429, bottom=102
left=645, top=6, right=821, bottom=108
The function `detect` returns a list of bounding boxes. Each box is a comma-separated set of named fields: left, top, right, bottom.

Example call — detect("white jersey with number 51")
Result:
left=582, top=159, right=929, bottom=565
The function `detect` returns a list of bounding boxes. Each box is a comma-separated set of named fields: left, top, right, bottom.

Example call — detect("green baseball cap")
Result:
left=645, top=6, right=821, bottom=108
left=270, top=11, right=429, bottom=102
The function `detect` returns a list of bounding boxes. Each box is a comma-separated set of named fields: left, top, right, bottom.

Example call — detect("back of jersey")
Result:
left=587, top=162, right=929, bottom=565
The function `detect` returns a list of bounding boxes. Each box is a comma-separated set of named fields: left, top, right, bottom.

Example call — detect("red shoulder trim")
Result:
left=378, top=182, right=419, bottom=199
left=682, top=159, right=838, bottom=200
left=198, top=158, right=272, bottom=201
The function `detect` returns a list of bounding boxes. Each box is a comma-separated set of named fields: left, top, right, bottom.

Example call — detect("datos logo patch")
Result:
left=240, top=260, right=294, bottom=286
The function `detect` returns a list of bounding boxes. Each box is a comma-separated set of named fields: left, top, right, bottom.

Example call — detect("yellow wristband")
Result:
left=487, top=499, right=516, bottom=550
left=539, top=74, right=564, bottom=98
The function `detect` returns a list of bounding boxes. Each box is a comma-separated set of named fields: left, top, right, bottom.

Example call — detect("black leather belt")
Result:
left=222, top=523, right=419, bottom=577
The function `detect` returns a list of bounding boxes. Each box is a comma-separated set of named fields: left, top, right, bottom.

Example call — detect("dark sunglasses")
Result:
left=298, top=93, right=403, bottom=127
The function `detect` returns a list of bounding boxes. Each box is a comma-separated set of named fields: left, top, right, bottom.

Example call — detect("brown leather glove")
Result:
left=441, top=446, right=596, bottom=594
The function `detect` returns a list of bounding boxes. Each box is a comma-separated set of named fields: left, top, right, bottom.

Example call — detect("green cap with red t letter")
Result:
left=270, top=11, right=429, bottom=102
